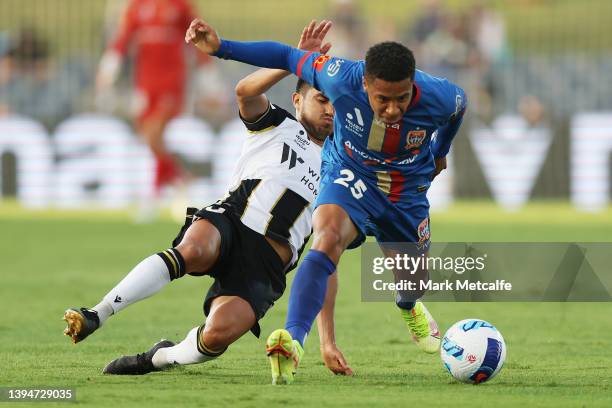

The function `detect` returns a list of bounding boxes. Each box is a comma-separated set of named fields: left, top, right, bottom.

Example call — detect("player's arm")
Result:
left=235, top=20, right=333, bottom=121
left=430, top=85, right=468, bottom=179
left=185, top=18, right=359, bottom=99
left=431, top=85, right=468, bottom=159
left=235, top=70, right=290, bottom=122
left=317, top=272, right=353, bottom=376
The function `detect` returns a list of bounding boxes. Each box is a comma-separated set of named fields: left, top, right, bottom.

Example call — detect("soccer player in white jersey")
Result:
left=62, top=21, right=335, bottom=375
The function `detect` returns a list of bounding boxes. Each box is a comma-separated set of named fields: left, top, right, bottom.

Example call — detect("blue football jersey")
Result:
left=214, top=40, right=466, bottom=202
left=288, top=52, right=467, bottom=201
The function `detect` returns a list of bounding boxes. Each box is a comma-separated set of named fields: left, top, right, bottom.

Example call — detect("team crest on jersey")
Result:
left=327, top=59, right=344, bottom=77
left=406, top=129, right=427, bottom=149
left=417, top=217, right=430, bottom=249
left=313, top=55, right=332, bottom=72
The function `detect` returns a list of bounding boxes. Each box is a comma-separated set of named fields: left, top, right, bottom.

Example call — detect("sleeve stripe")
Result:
left=247, top=125, right=276, bottom=134
left=296, top=51, right=313, bottom=78
left=240, top=102, right=271, bottom=125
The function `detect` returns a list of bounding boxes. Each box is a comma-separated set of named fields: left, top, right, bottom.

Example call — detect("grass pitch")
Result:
left=1, top=201, right=611, bottom=407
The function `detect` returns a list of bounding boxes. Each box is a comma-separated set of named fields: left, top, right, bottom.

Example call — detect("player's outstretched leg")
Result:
left=102, top=339, right=176, bottom=375
left=104, top=295, right=255, bottom=375
left=396, top=298, right=440, bottom=354
left=63, top=218, right=221, bottom=344
left=266, top=329, right=304, bottom=385
left=63, top=308, right=100, bottom=344
left=63, top=248, right=186, bottom=344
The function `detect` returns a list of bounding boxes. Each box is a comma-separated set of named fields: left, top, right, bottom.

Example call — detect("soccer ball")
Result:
left=441, top=319, right=506, bottom=384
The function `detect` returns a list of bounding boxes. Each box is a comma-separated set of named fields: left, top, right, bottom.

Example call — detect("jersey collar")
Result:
left=407, top=83, right=421, bottom=111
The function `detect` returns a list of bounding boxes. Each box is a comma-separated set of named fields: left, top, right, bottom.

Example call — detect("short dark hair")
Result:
left=295, top=78, right=311, bottom=94
left=365, top=41, right=415, bottom=82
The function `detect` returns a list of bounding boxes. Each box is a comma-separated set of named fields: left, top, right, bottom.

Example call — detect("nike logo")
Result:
left=114, top=295, right=122, bottom=303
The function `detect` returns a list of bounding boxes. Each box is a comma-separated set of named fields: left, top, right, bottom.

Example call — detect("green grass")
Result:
left=1, top=201, right=612, bottom=407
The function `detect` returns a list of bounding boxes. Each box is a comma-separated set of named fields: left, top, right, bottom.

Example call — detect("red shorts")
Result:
left=134, top=87, right=184, bottom=125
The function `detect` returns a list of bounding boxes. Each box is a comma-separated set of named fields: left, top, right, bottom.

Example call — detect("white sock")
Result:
left=152, top=326, right=225, bottom=369
left=93, top=253, right=178, bottom=324
left=91, top=300, right=114, bottom=326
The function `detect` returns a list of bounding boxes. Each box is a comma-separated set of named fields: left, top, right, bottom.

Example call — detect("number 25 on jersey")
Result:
left=334, top=169, right=367, bottom=199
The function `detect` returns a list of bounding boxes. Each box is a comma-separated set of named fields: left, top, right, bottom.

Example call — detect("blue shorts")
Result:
left=315, top=161, right=432, bottom=250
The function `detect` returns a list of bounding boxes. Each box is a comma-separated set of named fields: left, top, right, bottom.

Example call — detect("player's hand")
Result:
left=185, top=18, right=220, bottom=55
left=297, top=19, right=332, bottom=54
left=431, top=156, right=447, bottom=180
left=320, top=343, right=354, bottom=376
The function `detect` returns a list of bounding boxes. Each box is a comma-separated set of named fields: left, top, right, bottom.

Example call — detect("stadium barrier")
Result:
left=0, top=113, right=610, bottom=211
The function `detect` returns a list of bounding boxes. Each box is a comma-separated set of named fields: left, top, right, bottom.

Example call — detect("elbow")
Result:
left=234, top=79, right=252, bottom=99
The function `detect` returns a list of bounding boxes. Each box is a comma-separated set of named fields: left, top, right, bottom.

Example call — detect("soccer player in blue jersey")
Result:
left=186, top=18, right=467, bottom=384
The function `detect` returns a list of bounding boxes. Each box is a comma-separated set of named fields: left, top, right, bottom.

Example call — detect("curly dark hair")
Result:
left=365, top=41, right=415, bottom=82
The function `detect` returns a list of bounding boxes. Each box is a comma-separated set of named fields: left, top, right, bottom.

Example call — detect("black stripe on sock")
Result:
left=168, top=248, right=186, bottom=279
left=157, top=251, right=176, bottom=280
left=196, top=324, right=227, bottom=357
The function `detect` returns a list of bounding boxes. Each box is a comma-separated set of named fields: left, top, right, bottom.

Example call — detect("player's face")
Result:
left=363, top=77, right=413, bottom=124
left=293, top=88, right=334, bottom=143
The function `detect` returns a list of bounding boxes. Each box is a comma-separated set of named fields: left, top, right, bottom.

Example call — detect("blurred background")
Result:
left=2, top=4, right=611, bottom=402
left=1, top=0, right=612, bottom=214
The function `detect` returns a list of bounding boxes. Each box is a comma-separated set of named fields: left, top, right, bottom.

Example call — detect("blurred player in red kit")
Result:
left=96, top=0, right=209, bottom=193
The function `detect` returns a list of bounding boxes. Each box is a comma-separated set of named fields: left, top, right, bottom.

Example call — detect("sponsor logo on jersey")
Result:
left=327, top=59, right=344, bottom=77
left=396, top=155, right=418, bottom=165
left=281, top=143, right=304, bottom=169
left=417, top=217, right=430, bottom=249
left=343, top=140, right=419, bottom=166
left=344, top=140, right=381, bottom=163
left=294, top=130, right=311, bottom=151
left=406, top=129, right=427, bottom=149
left=450, top=94, right=464, bottom=121
left=313, top=55, right=332, bottom=72
left=345, top=107, right=365, bottom=136
left=300, top=166, right=320, bottom=196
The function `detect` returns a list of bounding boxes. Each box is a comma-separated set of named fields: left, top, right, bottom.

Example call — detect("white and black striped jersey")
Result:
left=206, top=103, right=323, bottom=268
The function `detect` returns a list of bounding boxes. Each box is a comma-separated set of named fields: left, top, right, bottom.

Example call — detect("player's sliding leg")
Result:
left=103, top=295, right=254, bottom=375
left=268, top=204, right=357, bottom=384
left=63, top=219, right=221, bottom=343
left=62, top=249, right=186, bottom=344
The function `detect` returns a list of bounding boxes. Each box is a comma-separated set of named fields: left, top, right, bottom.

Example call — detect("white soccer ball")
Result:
left=441, top=319, right=506, bottom=384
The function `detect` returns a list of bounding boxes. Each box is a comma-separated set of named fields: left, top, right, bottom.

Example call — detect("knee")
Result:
left=200, top=325, right=230, bottom=352
left=176, top=239, right=215, bottom=273
left=311, top=227, right=347, bottom=261
left=176, top=240, right=204, bottom=264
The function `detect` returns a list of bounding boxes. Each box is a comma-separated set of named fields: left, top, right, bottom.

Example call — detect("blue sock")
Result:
left=285, top=250, right=336, bottom=346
